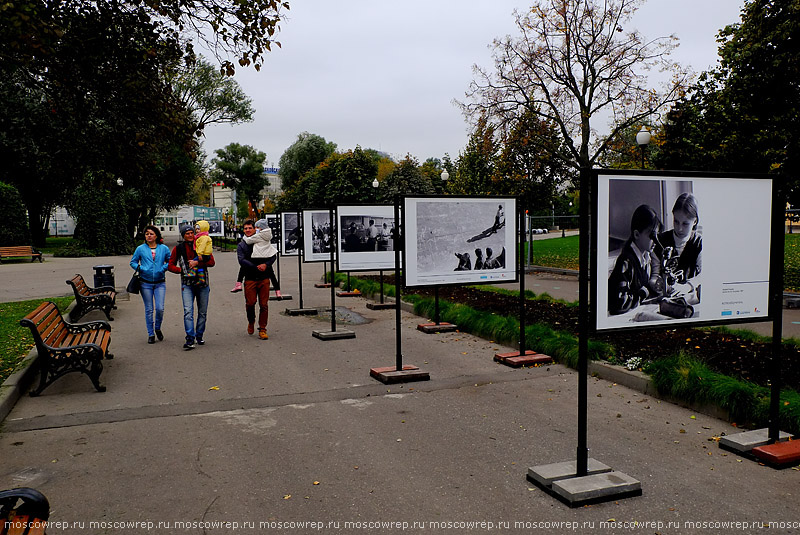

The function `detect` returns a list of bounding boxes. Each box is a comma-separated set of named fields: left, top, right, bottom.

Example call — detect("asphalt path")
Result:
left=0, top=249, right=798, bottom=534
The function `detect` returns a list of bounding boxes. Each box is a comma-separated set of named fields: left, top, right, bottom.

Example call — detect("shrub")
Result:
left=0, top=182, right=31, bottom=246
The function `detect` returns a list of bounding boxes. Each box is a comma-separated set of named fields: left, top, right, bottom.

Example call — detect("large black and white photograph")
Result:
left=595, top=173, right=773, bottom=331
left=280, top=212, right=300, bottom=256
left=208, top=220, right=224, bottom=237
left=302, top=209, right=335, bottom=262
left=403, top=196, right=517, bottom=287
left=336, top=205, right=396, bottom=272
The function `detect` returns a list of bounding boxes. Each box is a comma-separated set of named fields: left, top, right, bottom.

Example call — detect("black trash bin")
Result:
left=93, top=264, right=115, bottom=288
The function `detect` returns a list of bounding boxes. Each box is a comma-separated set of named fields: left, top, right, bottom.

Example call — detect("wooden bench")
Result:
left=66, top=274, right=116, bottom=322
left=0, top=487, right=49, bottom=535
left=0, top=246, right=42, bottom=264
left=20, top=301, right=113, bottom=396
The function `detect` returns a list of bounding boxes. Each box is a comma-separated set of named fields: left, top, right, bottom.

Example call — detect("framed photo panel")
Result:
left=302, top=209, right=335, bottom=262
left=594, top=171, right=774, bottom=331
left=264, top=214, right=281, bottom=252
left=336, top=205, right=397, bottom=272
left=403, top=196, right=517, bottom=287
left=280, top=212, right=300, bottom=256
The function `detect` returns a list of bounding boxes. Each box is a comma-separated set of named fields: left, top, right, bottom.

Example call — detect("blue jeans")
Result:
left=181, top=284, right=210, bottom=340
left=139, top=281, right=166, bottom=337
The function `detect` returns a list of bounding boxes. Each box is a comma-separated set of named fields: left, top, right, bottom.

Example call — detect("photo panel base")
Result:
left=527, top=459, right=641, bottom=507
left=336, top=290, right=362, bottom=298
left=370, top=365, right=430, bottom=385
left=285, top=307, right=319, bottom=316
left=314, top=283, right=331, bottom=288
left=312, top=328, right=355, bottom=341
left=269, top=292, right=292, bottom=301
left=718, top=428, right=797, bottom=467
left=417, top=322, right=458, bottom=334
left=366, top=302, right=395, bottom=310
left=494, top=351, right=553, bottom=368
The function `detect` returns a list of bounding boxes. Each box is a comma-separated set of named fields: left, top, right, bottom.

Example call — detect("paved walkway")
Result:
left=0, top=251, right=798, bottom=534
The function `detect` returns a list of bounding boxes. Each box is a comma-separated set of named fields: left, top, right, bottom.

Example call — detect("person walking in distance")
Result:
left=169, top=223, right=215, bottom=349
left=237, top=219, right=271, bottom=340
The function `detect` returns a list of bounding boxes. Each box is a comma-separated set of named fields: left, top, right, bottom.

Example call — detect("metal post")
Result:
left=519, top=203, right=526, bottom=356
left=394, top=198, right=403, bottom=371
left=379, top=270, right=385, bottom=304
left=297, top=211, right=304, bottom=309
left=434, top=286, right=440, bottom=325
left=329, top=208, right=337, bottom=332
left=577, top=167, right=591, bottom=476
left=769, top=182, right=785, bottom=442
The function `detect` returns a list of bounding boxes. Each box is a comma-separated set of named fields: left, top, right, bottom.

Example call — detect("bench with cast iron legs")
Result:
left=0, top=246, right=42, bottom=264
left=20, top=301, right=113, bottom=396
left=66, top=273, right=116, bottom=322
left=0, top=487, right=49, bottom=535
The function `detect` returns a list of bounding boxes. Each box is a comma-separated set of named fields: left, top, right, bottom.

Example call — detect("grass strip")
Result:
left=1, top=297, right=75, bottom=384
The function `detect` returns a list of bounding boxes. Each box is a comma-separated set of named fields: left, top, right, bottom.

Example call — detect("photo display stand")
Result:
left=285, top=210, right=318, bottom=316
left=315, top=261, right=331, bottom=288
left=337, top=272, right=360, bottom=297
left=370, top=198, right=430, bottom=384
left=312, top=208, right=355, bottom=340
left=366, top=270, right=394, bottom=311
left=494, top=204, right=553, bottom=367
left=265, top=214, right=291, bottom=301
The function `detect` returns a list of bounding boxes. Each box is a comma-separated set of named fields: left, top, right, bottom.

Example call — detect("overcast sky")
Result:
left=200, top=0, right=746, bottom=168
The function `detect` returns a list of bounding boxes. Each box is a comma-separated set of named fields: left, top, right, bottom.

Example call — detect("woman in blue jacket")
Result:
left=130, top=225, right=171, bottom=343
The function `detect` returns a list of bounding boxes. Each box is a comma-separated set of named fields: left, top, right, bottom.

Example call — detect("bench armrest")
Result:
left=0, top=487, right=50, bottom=521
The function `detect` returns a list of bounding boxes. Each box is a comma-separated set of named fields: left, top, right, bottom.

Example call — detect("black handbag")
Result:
left=127, top=264, right=141, bottom=294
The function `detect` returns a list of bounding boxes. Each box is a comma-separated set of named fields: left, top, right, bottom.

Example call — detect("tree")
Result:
left=1, top=0, right=290, bottom=76
left=211, top=143, right=268, bottom=219
left=461, top=0, right=688, bottom=177
left=0, top=182, right=30, bottom=247
left=655, top=0, right=800, bottom=202
left=494, top=109, right=573, bottom=213
left=170, top=56, right=255, bottom=135
left=449, top=116, right=499, bottom=196
left=278, top=132, right=337, bottom=191
left=377, top=155, right=435, bottom=203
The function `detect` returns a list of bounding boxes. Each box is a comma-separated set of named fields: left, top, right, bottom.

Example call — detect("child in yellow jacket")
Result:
left=194, top=220, right=213, bottom=261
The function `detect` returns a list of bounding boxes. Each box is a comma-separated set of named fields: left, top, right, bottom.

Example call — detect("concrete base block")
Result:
left=718, top=428, right=791, bottom=453
left=285, top=307, right=318, bottom=316
left=336, top=291, right=362, bottom=297
left=494, top=351, right=552, bottom=367
left=269, top=293, right=292, bottom=301
left=366, top=302, right=395, bottom=310
left=417, top=322, right=458, bottom=334
left=551, top=471, right=642, bottom=507
left=370, top=365, right=430, bottom=384
left=314, top=283, right=331, bottom=288
left=312, top=329, right=355, bottom=340
left=752, top=439, right=800, bottom=467
left=527, top=458, right=612, bottom=489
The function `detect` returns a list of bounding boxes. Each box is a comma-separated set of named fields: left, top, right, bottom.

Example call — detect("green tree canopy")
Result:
left=278, top=132, right=337, bottom=191
left=211, top=143, right=268, bottom=218
left=449, top=116, right=498, bottom=196
left=0, top=182, right=31, bottom=247
left=377, top=155, right=435, bottom=203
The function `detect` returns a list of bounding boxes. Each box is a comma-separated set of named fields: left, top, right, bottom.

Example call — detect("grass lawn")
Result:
left=0, top=297, right=74, bottom=385
left=528, top=234, right=800, bottom=292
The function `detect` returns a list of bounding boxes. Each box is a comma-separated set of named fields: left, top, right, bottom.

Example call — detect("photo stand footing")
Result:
left=285, top=307, right=318, bottom=316
left=718, top=428, right=796, bottom=467
left=494, top=351, right=552, bottom=367
left=366, top=302, right=394, bottom=310
left=269, top=293, right=293, bottom=301
left=312, top=329, right=355, bottom=341
left=336, top=291, right=361, bottom=297
left=314, top=283, right=331, bottom=288
left=417, top=322, right=458, bottom=334
left=527, top=459, right=641, bottom=507
left=370, top=365, right=430, bottom=384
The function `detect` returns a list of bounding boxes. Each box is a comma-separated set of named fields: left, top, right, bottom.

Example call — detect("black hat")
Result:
left=179, top=223, right=193, bottom=236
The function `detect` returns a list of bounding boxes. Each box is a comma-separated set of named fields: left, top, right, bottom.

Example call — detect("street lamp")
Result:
left=636, top=126, right=651, bottom=169
left=440, top=169, right=449, bottom=182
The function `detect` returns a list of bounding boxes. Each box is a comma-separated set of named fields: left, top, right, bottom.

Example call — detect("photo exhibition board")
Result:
left=595, top=172, right=773, bottom=331
left=302, top=209, right=336, bottom=263
left=264, top=214, right=281, bottom=251
left=403, top=196, right=517, bottom=287
left=280, top=212, right=300, bottom=256
left=336, top=205, right=397, bottom=272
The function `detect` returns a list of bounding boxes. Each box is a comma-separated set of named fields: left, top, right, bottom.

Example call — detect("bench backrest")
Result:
left=0, top=246, right=34, bottom=256
left=67, top=274, right=91, bottom=296
left=20, top=302, right=68, bottom=351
